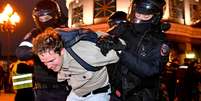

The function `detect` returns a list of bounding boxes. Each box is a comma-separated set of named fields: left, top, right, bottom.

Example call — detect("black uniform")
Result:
left=119, top=26, right=169, bottom=101
left=115, top=0, right=170, bottom=100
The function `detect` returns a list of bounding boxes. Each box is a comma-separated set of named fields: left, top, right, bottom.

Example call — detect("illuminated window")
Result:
left=169, top=0, right=184, bottom=24
left=94, top=0, right=116, bottom=18
left=72, top=5, right=83, bottom=25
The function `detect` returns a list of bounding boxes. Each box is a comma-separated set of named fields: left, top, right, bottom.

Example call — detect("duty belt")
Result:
left=82, top=85, right=110, bottom=97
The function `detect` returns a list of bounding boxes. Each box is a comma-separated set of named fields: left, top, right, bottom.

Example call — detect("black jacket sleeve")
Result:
left=119, top=26, right=170, bottom=78
left=119, top=38, right=169, bottom=78
left=120, top=51, right=162, bottom=78
left=15, top=28, right=40, bottom=60
left=120, top=51, right=160, bottom=77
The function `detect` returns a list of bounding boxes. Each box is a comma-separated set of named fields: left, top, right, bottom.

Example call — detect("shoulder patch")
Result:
left=160, top=44, right=170, bottom=56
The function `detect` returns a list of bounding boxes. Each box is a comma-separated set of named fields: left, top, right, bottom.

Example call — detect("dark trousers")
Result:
left=15, top=88, right=34, bottom=101
left=35, top=87, right=69, bottom=101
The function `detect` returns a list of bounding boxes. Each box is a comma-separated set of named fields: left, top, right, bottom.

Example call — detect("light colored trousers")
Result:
left=66, top=88, right=111, bottom=101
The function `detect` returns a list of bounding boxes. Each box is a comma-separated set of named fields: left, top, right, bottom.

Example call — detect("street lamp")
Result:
left=0, top=3, right=20, bottom=32
left=0, top=3, right=20, bottom=58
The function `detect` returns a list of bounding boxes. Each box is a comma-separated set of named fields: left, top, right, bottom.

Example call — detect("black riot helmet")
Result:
left=129, top=0, right=166, bottom=33
left=107, top=11, right=128, bottom=28
left=32, top=0, right=65, bottom=30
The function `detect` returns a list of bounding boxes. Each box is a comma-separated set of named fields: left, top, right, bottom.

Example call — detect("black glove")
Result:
left=97, top=36, right=114, bottom=56
left=107, top=22, right=131, bottom=38
left=112, top=37, right=126, bottom=56
left=97, top=36, right=125, bottom=56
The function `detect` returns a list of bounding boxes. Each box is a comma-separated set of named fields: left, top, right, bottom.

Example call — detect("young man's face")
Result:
left=38, top=49, right=64, bottom=72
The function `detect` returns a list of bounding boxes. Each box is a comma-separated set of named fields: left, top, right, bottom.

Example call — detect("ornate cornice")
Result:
left=165, top=22, right=201, bottom=44
left=166, top=23, right=201, bottom=39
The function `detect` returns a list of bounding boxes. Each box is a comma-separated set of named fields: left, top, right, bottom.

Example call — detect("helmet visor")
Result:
left=33, top=9, right=57, bottom=23
left=38, top=15, right=53, bottom=22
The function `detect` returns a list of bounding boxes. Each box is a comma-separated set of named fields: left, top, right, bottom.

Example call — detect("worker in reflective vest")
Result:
left=12, top=59, right=34, bottom=101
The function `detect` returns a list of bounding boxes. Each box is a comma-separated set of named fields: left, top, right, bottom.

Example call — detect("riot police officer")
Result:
left=15, top=0, right=70, bottom=101
left=116, top=0, right=170, bottom=101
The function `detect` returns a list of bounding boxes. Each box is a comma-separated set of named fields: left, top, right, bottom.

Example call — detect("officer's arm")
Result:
left=119, top=50, right=167, bottom=78
left=15, top=28, right=40, bottom=60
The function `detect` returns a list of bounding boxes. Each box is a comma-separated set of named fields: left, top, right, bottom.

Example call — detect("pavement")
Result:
left=0, top=90, right=15, bottom=101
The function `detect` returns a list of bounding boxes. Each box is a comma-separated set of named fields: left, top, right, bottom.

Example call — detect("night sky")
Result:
left=0, top=0, right=41, bottom=57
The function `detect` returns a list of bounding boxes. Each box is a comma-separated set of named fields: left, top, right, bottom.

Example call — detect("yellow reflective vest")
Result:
left=11, top=60, right=33, bottom=90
